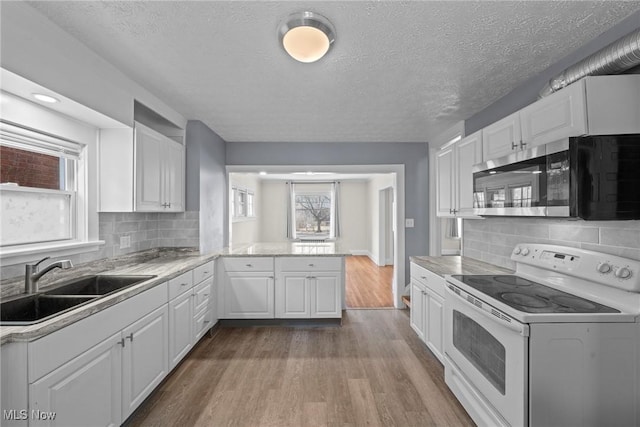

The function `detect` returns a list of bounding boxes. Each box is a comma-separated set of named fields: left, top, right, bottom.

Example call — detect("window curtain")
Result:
left=331, top=181, right=341, bottom=239
left=286, top=182, right=295, bottom=239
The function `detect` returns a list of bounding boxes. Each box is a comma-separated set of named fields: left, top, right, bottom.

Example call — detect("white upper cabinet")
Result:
left=436, top=131, right=482, bottom=217
left=99, top=121, right=185, bottom=212
left=482, top=112, right=522, bottom=160
left=481, top=76, right=640, bottom=163
left=520, top=78, right=587, bottom=147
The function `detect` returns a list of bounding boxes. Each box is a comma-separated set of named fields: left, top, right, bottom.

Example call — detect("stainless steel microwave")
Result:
left=472, top=134, right=640, bottom=220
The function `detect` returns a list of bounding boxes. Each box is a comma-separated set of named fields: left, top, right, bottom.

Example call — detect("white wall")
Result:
left=367, top=174, right=395, bottom=265
left=230, top=174, right=261, bottom=246
left=258, top=179, right=369, bottom=253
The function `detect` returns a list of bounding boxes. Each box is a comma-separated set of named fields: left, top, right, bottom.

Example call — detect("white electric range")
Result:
left=443, top=244, right=640, bottom=427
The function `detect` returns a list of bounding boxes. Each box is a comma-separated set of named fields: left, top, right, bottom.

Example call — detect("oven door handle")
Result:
left=447, top=285, right=530, bottom=337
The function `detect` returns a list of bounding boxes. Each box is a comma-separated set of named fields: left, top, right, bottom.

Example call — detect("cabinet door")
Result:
left=224, top=273, right=275, bottom=319
left=520, top=79, right=587, bottom=147
left=310, top=273, right=341, bottom=318
left=163, top=139, right=185, bottom=212
left=121, top=305, right=169, bottom=420
left=425, top=291, right=444, bottom=363
left=29, top=332, right=122, bottom=427
left=276, top=272, right=310, bottom=318
left=168, top=290, right=193, bottom=369
left=456, top=131, right=483, bottom=215
left=436, top=146, right=456, bottom=217
left=482, top=112, right=521, bottom=161
left=134, top=124, right=164, bottom=211
left=409, top=281, right=425, bottom=341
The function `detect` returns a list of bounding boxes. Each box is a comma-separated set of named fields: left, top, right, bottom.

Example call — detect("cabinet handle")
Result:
left=181, top=282, right=189, bottom=286
left=126, top=333, right=134, bottom=342
left=167, top=203, right=171, bottom=208
left=204, top=321, right=210, bottom=325
left=203, top=271, right=209, bottom=275
left=204, top=294, right=209, bottom=297
left=269, top=276, right=275, bottom=279
left=117, top=338, right=125, bottom=347
left=421, top=276, right=427, bottom=280
left=511, top=141, right=518, bottom=150
left=246, top=264, right=252, bottom=267
left=519, top=140, right=527, bottom=150
left=308, top=264, right=315, bottom=267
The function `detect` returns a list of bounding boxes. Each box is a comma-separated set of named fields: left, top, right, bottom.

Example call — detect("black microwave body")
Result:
left=472, top=134, right=640, bottom=220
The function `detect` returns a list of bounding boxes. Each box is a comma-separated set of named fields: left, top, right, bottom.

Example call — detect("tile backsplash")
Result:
left=1, top=211, right=199, bottom=281
left=463, top=217, right=640, bottom=270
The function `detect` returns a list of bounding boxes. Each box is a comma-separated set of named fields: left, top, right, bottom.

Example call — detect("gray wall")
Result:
left=466, top=10, right=640, bottom=134
left=226, top=141, right=429, bottom=281
left=464, top=218, right=640, bottom=270
left=186, top=121, right=228, bottom=253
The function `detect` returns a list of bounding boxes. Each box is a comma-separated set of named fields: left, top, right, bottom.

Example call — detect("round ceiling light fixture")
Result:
left=32, top=93, right=60, bottom=103
left=278, top=12, right=335, bottom=63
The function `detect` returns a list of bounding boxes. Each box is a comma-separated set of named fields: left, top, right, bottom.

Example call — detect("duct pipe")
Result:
left=539, top=28, right=640, bottom=97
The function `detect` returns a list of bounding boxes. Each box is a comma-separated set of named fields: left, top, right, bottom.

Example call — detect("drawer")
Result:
left=168, top=270, right=194, bottom=300
left=410, top=263, right=445, bottom=297
left=222, top=257, right=273, bottom=272
left=276, top=257, right=342, bottom=272
left=193, top=277, right=213, bottom=314
left=193, top=309, right=211, bottom=343
left=193, top=261, right=214, bottom=284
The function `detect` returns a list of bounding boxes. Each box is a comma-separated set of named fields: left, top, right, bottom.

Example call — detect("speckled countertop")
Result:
left=410, top=256, right=513, bottom=277
left=1, top=242, right=349, bottom=345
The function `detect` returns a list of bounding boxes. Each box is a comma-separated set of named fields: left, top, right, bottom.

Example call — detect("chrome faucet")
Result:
left=25, top=257, right=73, bottom=293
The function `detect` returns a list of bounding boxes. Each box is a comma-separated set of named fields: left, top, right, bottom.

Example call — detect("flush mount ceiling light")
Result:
left=32, top=93, right=60, bottom=103
left=278, top=12, right=335, bottom=63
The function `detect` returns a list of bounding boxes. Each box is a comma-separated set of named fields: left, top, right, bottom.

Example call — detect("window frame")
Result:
left=293, top=187, right=333, bottom=240
left=231, top=186, right=256, bottom=222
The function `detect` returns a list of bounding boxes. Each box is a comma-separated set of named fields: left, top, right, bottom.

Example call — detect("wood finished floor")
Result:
left=126, top=310, right=474, bottom=427
left=345, top=256, right=394, bottom=308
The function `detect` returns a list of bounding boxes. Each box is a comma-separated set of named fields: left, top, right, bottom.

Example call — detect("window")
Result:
left=231, top=186, right=255, bottom=220
left=1, top=123, right=81, bottom=247
left=294, top=189, right=332, bottom=239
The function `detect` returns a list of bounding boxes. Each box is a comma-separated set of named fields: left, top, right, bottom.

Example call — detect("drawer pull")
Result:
left=204, top=320, right=210, bottom=325
left=308, top=263, right=315, bottom=267
left=181, top=283, right=189, bottom=287
left=204, top=294, right=209, bottom=297
left=246, top=264, right=253, bottom=267
left=203, top=271, right=209, bottom=275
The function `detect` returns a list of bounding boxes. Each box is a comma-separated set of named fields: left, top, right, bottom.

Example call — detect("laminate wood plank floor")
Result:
left=346, top=256, right=394, bottom=308
left=126, top=309, right=474, bottom=427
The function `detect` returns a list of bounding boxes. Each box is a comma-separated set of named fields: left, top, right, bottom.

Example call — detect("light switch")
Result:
left=405, top=218, right=415, bottom=228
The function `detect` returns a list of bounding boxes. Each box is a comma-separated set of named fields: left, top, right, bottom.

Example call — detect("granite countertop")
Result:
left=0, top=242, right=349, bottom=345
left=410, top=255, right=513, bottom=277
left=219, top=242, right=351, bottom=257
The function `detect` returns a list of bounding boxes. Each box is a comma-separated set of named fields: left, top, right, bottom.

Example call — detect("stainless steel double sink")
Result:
left=0, top=275, right=155, bottom=326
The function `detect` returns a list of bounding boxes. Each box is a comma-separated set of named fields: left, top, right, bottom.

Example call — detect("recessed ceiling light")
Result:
left=32, top=93, right=60, bottom=103
left=278, top=12, right=335, bottom=63
left=259, top=171, right=267, bottom=176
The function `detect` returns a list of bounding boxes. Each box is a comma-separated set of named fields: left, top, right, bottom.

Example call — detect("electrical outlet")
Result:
left=120, top=235, right=131, bottom=249
left=405, top=218, right=415, bottom=228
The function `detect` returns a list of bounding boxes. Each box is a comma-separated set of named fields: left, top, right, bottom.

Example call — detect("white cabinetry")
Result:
left=28, top=283, right=168, bottom=426
left=275, top=257, right=343, bottom=319
left=168, top=262, right=215, bottom=369
left=409, top=263, right=445, bottom=363
left=99, top=121, right=185, bottom=212
left=220, top=257, right=275, bottom=319
left=482, top=76, right=640, bottom=162
left=436, top=130, right=482, bottom=217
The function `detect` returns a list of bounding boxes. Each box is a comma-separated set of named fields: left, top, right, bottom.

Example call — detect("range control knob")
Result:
left=614, top=267, right=632, bottom=279
left=513, top=247, right=521, bottom=255
left=521, top=247, right=530, bottom=256
left=597, top=263, right=612, bottom=274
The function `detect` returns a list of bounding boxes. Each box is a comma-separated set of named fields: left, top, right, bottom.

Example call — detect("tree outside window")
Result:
left=295, top=193, right=331, bottom=239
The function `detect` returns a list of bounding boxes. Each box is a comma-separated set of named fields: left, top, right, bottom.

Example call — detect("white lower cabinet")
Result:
left=121, top=306, right=169, bottom=420
left=168, top=289, right=193, bottom=369
left=274, top=258, right=343, bottom=319
left=30, top=332, right=123, bottom=427
left=224, top=273, right=275, bottom=318
left=409, top=263, right=445, bottom=363
left=29, top=303, right=169, bottom=426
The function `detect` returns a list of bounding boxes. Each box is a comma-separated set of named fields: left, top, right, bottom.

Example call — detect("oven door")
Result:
left=444, top=283, right=529, bottom=427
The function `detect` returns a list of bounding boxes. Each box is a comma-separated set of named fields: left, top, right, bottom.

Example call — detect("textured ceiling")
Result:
left=25, top=1, right=640, bottom=143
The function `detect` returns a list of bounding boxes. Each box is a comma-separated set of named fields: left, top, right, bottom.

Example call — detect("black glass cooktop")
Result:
left=450, top=275, right=619, bottom=314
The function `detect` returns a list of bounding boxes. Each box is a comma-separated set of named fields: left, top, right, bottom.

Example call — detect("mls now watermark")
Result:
left=3, top=409, right=56, bottom=421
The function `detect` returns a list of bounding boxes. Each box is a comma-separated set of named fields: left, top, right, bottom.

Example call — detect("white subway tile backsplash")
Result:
left=464, top=218, right=640, bottom=269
